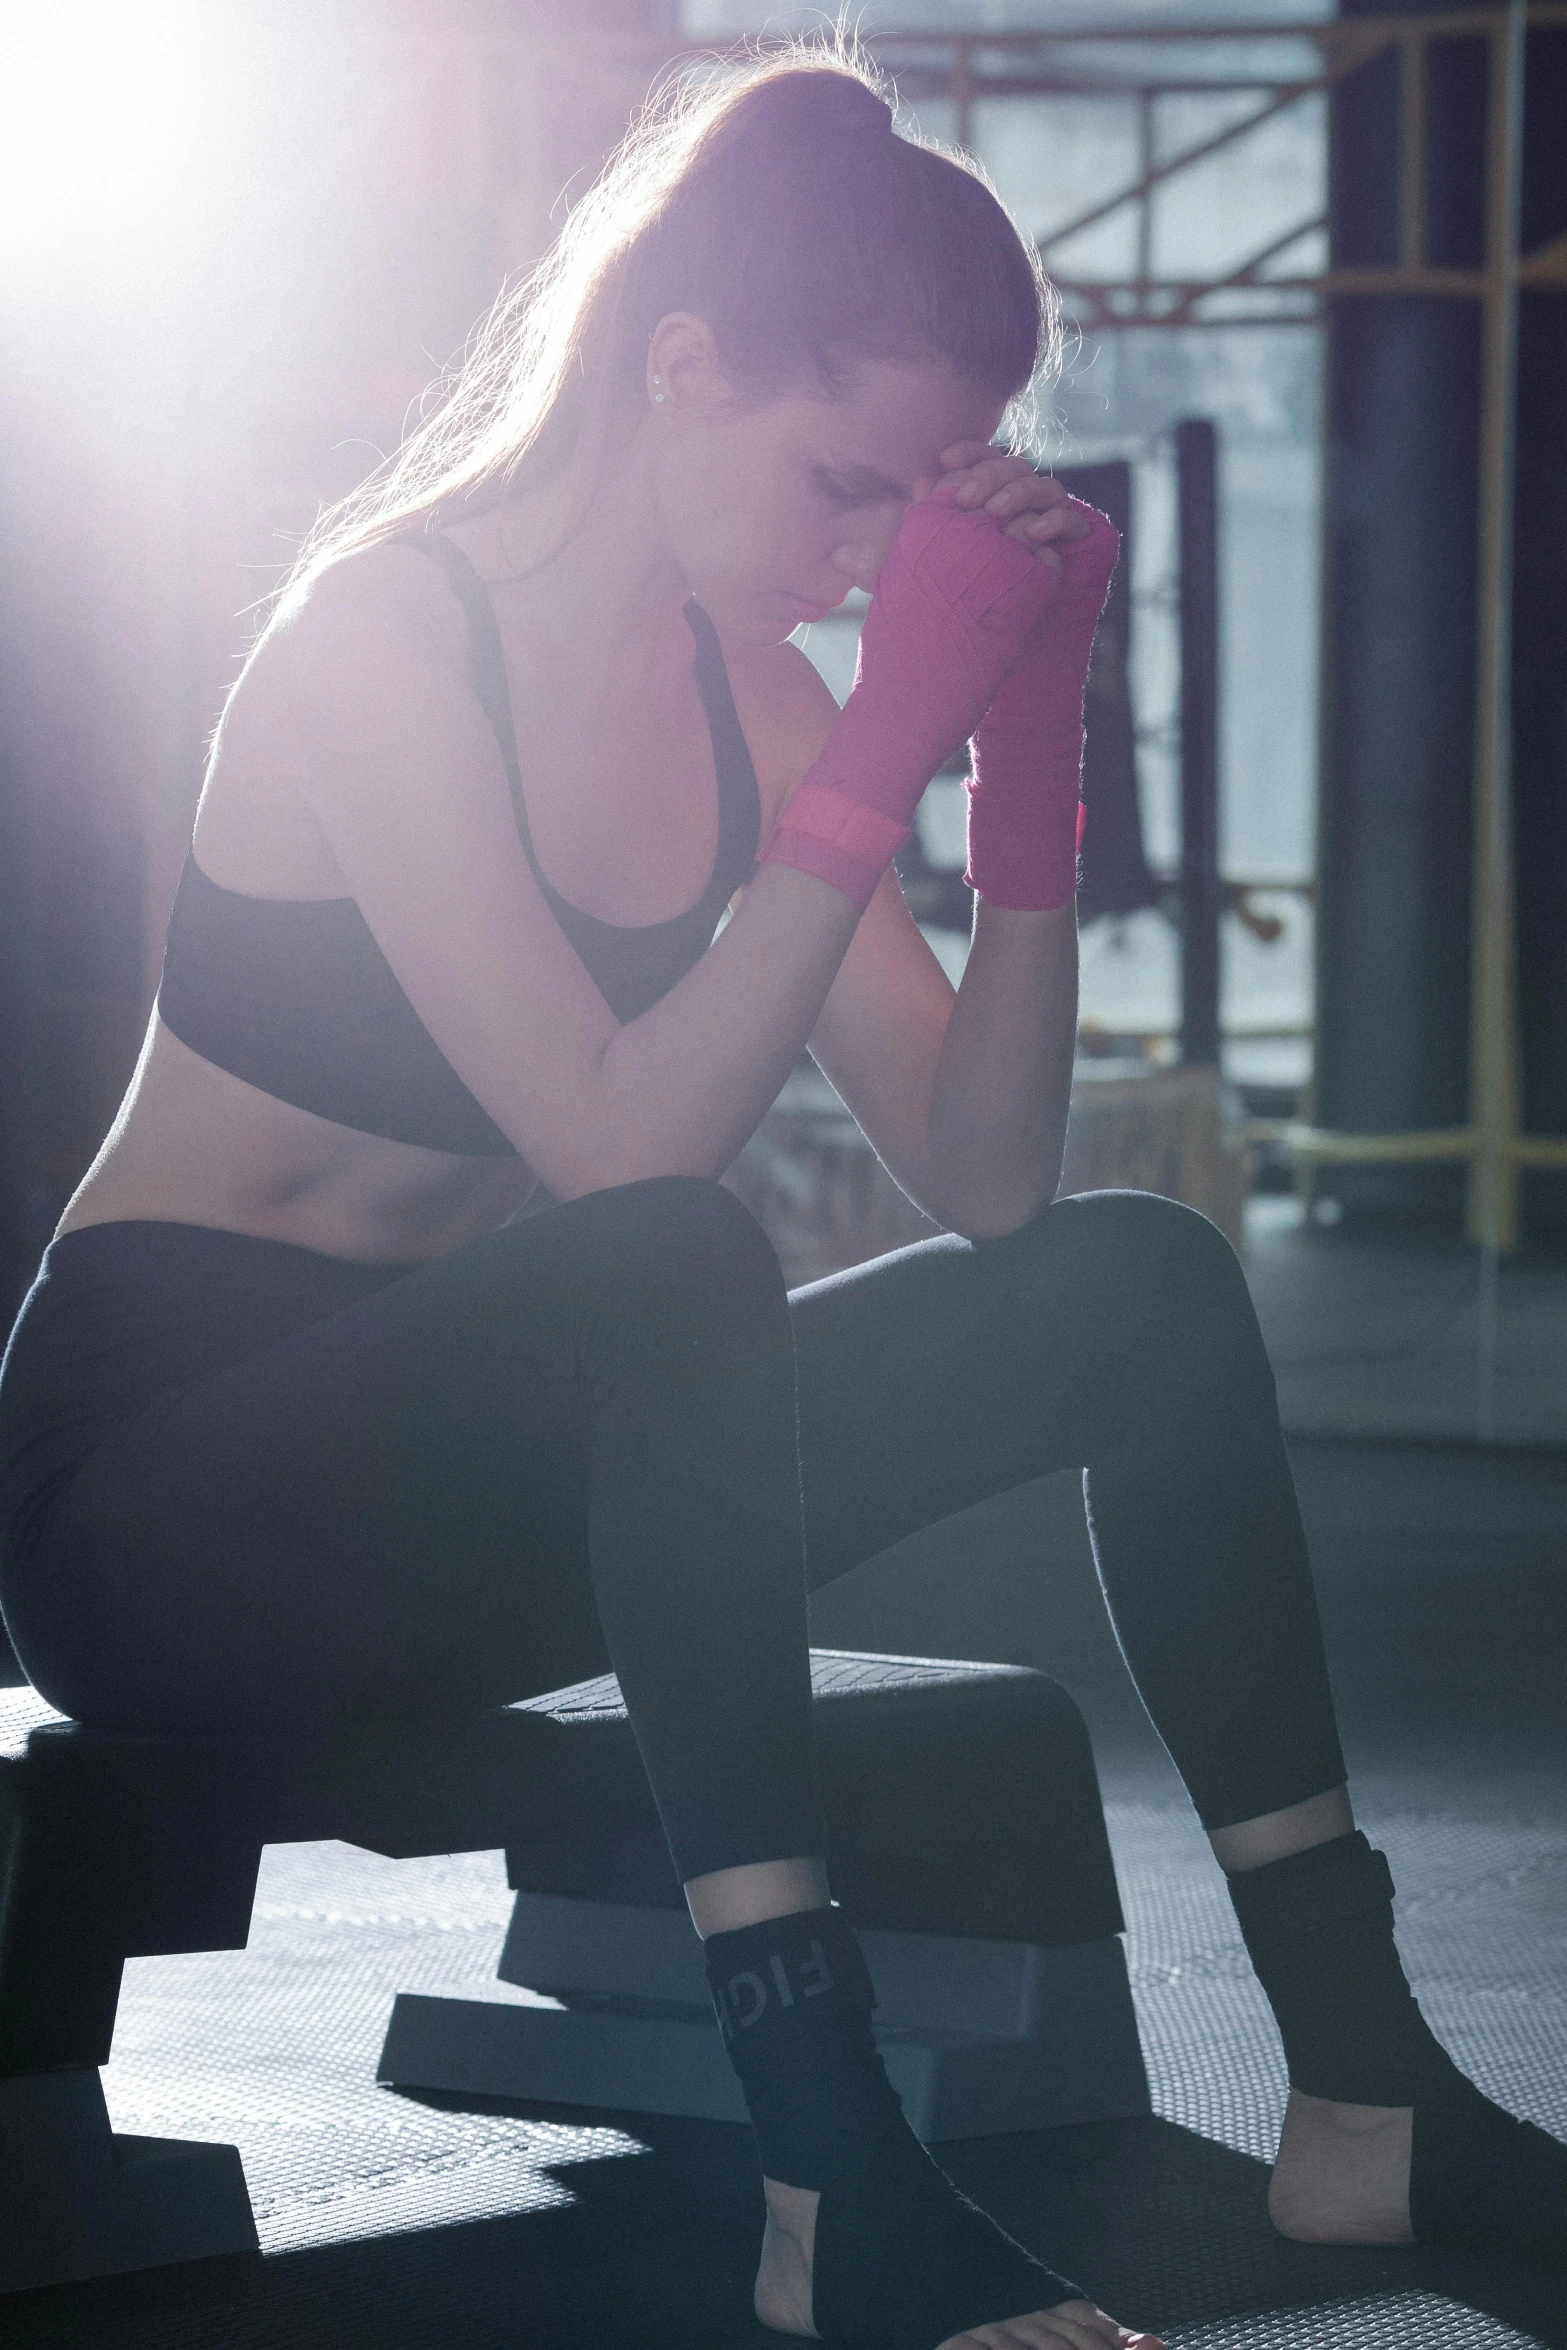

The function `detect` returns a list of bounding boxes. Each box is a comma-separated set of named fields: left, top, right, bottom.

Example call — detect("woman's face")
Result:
left=647, top=327, right=1010, bottom=645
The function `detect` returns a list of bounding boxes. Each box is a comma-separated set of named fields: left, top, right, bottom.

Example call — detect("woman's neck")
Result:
left=455, top=419, right=697, bottom=709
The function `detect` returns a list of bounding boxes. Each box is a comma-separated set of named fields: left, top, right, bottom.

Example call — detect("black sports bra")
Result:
left=156, top=532, right=762, bottom=1158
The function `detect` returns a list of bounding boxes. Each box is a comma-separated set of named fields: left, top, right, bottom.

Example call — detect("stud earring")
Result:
left=652, top=374, right=665, bottom=405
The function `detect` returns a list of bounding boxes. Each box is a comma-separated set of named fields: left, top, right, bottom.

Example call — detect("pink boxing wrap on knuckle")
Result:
left=963, top=498, right=1119, bottom=914
left=758, top=503, right=1057, bottom=915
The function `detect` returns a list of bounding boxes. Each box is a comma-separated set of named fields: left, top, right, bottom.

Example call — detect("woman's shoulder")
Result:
left=205, top=537, right=503, bottom=879
left=720, top=631, right=837, bottom=722
left=262, top=536, right=472, bottom=701
left=220, top=539, right=481, bottom=782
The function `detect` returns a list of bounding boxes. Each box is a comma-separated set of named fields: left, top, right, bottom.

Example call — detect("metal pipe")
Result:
left=1398, top=28, right=1427, bottom=273
left=868, top=8, right=1567, bottom=50
left=1177, top=420, right=1222, bottom=1069
left=1465, top=0, right=1528, bottom=1256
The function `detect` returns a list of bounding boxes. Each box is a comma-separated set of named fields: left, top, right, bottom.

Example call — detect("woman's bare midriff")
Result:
left=55, top=1016, right=542, bottom=1266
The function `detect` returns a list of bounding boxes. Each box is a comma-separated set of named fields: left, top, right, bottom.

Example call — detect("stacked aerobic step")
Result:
left=378, top=1651, right=1149, bottom=2141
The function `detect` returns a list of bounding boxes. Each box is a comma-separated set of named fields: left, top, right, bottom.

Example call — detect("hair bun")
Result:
left=822, top=75, right=894, bottom=139
left=762, top=69, right=895, bottom=149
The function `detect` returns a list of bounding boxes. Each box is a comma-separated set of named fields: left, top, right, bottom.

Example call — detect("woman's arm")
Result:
left=803, top=456, right=1107, bottom=1239
left=921, top=898, right=1078, bottom=1237
left=796, top=718, right=1079, bottom=1241
left=281, top=507, right=1075, bottom=1219
left=593, top=857, right=864, bottom=1188
left=276, top=549, right=866, bottom=1200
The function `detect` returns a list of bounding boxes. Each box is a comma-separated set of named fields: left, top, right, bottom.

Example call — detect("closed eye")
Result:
left=814, top=469, right=878, bottom=508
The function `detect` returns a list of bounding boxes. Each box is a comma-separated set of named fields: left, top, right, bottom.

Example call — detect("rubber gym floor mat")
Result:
left=1174, top=2304, right=1560, bottom=2350
left=941, top=1792, right=1567, bottom=2344
left=6, top=1433, right=1566, bottom=2348
left=6, top=1787, right=1563, bottom=2350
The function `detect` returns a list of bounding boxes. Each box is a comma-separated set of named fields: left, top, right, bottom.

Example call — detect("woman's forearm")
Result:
left=584, top=861, right=862, bottom=1191
left=580, top=865, right=1076, bottom=1238
left=919, top=899, right=1079, bottom=1240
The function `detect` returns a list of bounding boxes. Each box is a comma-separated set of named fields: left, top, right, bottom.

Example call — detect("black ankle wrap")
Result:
left=703, top=1904, right=897, bottom=2191
left=703, top=1905, right=1085, bottom=2346
left=1230, top=1829, right=1567, bottom=2258
left=1227, top=1830, right=1431, bottom=2105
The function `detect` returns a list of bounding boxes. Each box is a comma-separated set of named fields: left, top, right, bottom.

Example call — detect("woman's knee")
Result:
left=1067, top=1183, right=1237, bottom=1257
left=1048, top=1187, right=1251, bottom=1317
left=558, top=1176, right=786, bottom=1330
left=1039, top=1191, right=1273, bottom=1428
left=618, top=1174, right=780, bottom=1277
left=473, top=1178, right=787, bottom=1395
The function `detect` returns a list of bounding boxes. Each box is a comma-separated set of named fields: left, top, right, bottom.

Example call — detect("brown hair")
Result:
left=289, top=32, right=1058, bottom=591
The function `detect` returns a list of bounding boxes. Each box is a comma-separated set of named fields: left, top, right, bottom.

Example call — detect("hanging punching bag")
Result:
left=1317, top=3, right=1483, bottom=1226
left=1317, top=2, right=1567, bottom=1232
left=1060, top=459, right=1160, bottom=928
left=1511, top=25, right=1567, bottom=1235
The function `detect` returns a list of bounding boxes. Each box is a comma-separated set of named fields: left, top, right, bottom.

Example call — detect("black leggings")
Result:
left=0, top=1182, right=1345, bottom=1881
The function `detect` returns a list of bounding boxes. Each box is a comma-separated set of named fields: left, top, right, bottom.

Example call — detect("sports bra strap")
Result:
left=394, top=531, right=535, bottom=853
left=391, top=531, right=756, bottom=938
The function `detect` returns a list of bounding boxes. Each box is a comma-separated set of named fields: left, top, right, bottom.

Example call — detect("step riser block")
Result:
left=379, top=1934, right=1150, bottom=2142
left=0, top=2071, right=259, bottom=2295
left=500, top=1891, right=1124, bottom=2039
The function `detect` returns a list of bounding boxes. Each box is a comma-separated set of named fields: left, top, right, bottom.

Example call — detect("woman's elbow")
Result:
left=939, top=1155, right=1064, bottom=1244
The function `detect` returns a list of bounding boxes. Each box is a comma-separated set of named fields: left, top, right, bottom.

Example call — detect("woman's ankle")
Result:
left=703, top=1902, right=896, bottom=2193
left=764, top=2177, right=820, bottom=2233
left=1227, top=1830, right=1434, bottom=2106
left=686, top=1855, right=831, bottom=1939
left=1208, top=1785, right=1354, bottom=1875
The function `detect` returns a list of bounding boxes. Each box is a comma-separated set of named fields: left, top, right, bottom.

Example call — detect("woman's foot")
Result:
left=1230, top=1827, right=1567, bottom=2260
left=1272, top=2071, right=1567, bottom=2260
left=1269, top=2090, right=1415, bottom=2244
left=755, top=2176, right=1161, bottom=2349
left=703, top=1903, right=1163, bottom=2347
left=755, top=2177, right=817, bottom=2335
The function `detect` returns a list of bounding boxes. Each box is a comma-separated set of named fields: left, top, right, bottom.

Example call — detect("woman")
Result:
left=0, top=43, right=1560, bottom=2350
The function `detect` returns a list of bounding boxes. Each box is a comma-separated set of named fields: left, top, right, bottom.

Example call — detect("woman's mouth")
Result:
left=776, top=590, right=846, bottom=625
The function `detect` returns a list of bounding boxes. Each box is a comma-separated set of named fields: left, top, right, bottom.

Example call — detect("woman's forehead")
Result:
left=789, top=360, right=1005, bottom=476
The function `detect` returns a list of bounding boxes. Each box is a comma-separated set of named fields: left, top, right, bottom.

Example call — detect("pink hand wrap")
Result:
left=760, top=502, right=1057, bottom=913
left=963, top=497, right=1121, bottom=912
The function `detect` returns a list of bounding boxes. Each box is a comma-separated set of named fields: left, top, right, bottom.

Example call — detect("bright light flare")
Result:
left=0, top=3, right=200, bottom=244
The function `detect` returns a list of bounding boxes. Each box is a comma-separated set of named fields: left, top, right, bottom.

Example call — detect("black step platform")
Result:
left=0, top=1650, right=1145, bottom=2295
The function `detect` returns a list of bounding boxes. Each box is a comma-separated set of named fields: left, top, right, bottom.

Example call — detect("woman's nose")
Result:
left=831, top=513, right=907, bottom=595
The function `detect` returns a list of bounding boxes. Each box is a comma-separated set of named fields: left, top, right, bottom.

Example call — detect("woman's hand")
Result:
left=915, top=441, right=1092, bottom=574
left=850, top=500, right=1061, bottom=787
left=961, top=489, right=1120, bottom=913
left=758, top=500, right=1057, bottom=913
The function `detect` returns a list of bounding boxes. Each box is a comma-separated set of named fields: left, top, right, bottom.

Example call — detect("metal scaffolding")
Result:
left=870, top=5, right=1567, bottom=1251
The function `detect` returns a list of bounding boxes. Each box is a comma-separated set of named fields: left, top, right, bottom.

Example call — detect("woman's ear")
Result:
left=645, top=312, right=737, bottom=419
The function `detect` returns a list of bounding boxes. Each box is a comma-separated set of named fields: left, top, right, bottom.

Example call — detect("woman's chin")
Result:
left=705, top=597, right=805, bottom=648
left=746, top=588, right=842, bottom=645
